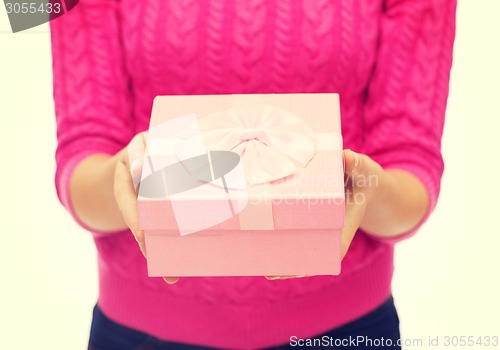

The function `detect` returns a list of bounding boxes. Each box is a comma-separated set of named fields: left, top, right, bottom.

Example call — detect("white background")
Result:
left=1, top=2, right=499, bottom=349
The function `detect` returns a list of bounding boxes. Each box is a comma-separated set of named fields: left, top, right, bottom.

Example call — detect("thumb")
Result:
left=127, top=132, right=147, bottom=193
left=343, top=149, right=364, bottom=179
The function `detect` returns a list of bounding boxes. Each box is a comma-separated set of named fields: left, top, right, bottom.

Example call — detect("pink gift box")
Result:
left=138, top=93, right=345, bottom=277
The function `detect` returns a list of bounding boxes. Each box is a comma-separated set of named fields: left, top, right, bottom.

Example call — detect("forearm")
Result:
left=69, top=149, right=428, bottom=237
left=69, top=152, right=128, bottom=232
left=360, top=169, right=429, bottom=238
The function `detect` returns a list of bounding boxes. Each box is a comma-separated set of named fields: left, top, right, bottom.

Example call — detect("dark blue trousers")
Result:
left=88, top=296, right=401, bottom=350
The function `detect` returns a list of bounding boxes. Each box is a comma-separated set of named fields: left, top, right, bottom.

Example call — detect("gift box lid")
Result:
left=138, top=93, right=345, bottom=235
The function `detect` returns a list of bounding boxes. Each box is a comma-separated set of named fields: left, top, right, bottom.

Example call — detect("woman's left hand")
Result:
left=266, top=149, right=384, bottom=281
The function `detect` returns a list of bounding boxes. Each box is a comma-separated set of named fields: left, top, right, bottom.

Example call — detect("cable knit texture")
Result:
left=50, top=0, right=456, bottom=348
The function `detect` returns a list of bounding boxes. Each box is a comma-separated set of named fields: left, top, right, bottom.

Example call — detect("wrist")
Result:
left=360, top=167, right=429, bottom=237
left=70, top=152, right=127, bottom=232
left=358, top=165, right=398, bottom=234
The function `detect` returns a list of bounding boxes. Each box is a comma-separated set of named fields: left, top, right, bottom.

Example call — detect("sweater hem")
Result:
left=97, top=246, right=394, bottom=349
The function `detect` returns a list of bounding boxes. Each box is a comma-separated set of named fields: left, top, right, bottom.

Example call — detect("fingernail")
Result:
left=138, top=242, right=147, bottom=258
left=130, top=158, right=141, bottom=171
left=130, top=159, right=142, bottom=178
left=133, top=230, right=144, bottom=242
left=163, top=277, right=179, bottom=284
left=350, top=150, right=360, bottom=175
left=266, top=276, right=281, bottom=280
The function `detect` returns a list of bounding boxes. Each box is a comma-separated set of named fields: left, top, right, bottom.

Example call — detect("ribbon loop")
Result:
left=198, top=104, right=317, bottom=185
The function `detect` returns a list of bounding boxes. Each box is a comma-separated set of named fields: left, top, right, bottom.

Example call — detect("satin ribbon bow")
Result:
left=197, top=104, right=316, bottom=185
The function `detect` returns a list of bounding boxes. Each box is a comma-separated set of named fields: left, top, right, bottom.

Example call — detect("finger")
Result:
left=114, top=157, right=145, bottom=252
left=138, top=241, right=147, bottom=258
left=163, top=277, right=180, bottom=284
left=343, top=149, right=361, bottom=178
left=266, top=276, right=282, bottom=280
left=130, top=158, right=143, bottom=193
left=128, top=132, right=147, bottom=192
left=265, top=275, right=309, bottom=280
left=127, top=132, right=147, bottom=164
left=340, top=199, right=366, bottom=259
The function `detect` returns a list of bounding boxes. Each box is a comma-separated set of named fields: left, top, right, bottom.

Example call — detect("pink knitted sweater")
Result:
left=50, top=1, right=456, bottom=348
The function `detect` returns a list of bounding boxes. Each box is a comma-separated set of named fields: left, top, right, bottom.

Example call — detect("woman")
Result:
left=50, top=1, right=456, bottom=349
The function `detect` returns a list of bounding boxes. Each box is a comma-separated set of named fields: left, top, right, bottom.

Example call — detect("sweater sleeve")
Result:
left=50, top=0, right=134, bottom=231
left=359, top=0, right=456, bottom=244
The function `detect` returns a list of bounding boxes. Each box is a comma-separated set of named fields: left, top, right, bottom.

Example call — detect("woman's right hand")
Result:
left=113, top=132, right=180, bottom=285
